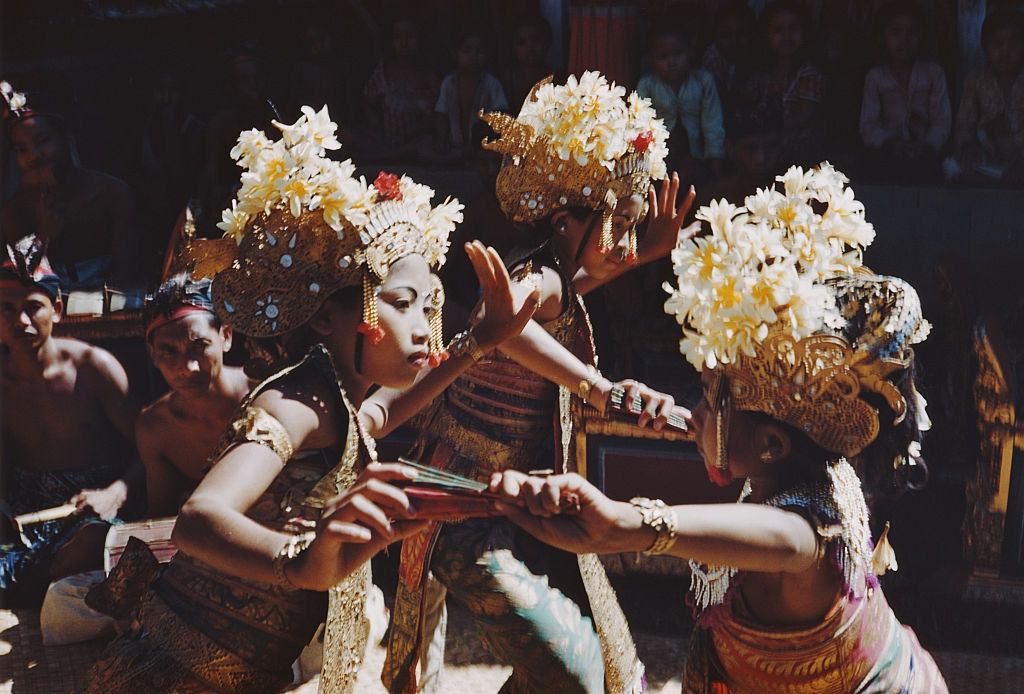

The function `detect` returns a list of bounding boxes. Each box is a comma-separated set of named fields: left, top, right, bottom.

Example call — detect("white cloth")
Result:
left=40, top=571, right=114, bottom=645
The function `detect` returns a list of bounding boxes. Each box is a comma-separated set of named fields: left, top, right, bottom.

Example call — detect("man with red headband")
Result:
left=0, top=236, right=139, bottom=607
left=137, top=273, right=255, bottom=516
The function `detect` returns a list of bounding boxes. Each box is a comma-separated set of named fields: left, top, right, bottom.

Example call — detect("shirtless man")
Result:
left=2, top=100, right=137, bottom=288
left=136, top=274, right=254, bottom=516
left=0, top=239, right=138, bottom=606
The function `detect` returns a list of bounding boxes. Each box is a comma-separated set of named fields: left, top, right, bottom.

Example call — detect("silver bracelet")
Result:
left=448, top=329, right=486, bottom=362
left=629, top=497, right=678, bottom=555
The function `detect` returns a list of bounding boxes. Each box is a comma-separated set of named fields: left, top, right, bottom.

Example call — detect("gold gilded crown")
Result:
left=211, top=106, right=461, bottom=357
left=480, top=72, right=668, bottom=226
left=665, top=164, right=930, bottom=456
left=160, top=205, right=237, bottom=282
left=723, top=275, right=929, bottom=456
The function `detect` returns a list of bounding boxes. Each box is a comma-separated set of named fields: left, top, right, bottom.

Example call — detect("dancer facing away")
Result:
left=368, top=72, right=695, bottom=694
left=84, top=105, right=537, bottom=693
left=492, top=164, right=949, bottom=693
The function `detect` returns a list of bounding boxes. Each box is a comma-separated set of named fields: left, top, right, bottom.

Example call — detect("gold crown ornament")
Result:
left=211, top=105, right=462, bottom=364
left=481, top=71, right=669, bottom=262
left=664, top=163, right=930, bottom=458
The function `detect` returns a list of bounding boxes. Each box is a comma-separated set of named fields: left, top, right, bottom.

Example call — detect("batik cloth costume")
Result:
left=0, top=236, right=119, bottom=599
left=663, top=164, right=948, bottom=693
left=85, top=105, right=461, bottom=694
left=383, top=72, right=669, bottom=694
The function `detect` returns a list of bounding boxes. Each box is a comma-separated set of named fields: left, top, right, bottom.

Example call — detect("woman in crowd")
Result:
left=84, top=105, right=536, bottom=693
left=491, top=164, right=949, bottom=693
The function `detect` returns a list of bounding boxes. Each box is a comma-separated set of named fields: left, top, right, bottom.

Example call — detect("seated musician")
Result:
left=37, top=272, right=255, bottom=644
left=0, top=237, right=139, bottom=607
left=1, top=81, right=137, bottom=290
left=137, top=273, right=255, bottom=516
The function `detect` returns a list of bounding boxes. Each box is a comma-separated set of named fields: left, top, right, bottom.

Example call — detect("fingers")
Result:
left=647, top=183, right=659, bottom=216
left=362, top=461, right=419, bottom=482
left=466, top=241, right=497, bottom=297
left=637, top=389, right=659, bottom=428
left=653, top=395, right=676, bottom=432
left=322, top=521, right=373, bottom=544
left=390, top=519, right=431, bottom=540
left=622, top=380, right=641, bottom=413
left=677, top=183, right=696, bottom=218
left=659, top=172, right=671, bottom=215
left=511, top=288, right=541, bottom=333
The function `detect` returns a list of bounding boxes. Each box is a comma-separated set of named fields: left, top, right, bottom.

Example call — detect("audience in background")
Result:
left=701, top=1, right=756, bottom=114
left=362, top=15, right=440, bottom=163
left=953, top=8, right=1024, bottom=184
left=638, top=24, right=726, bottom=182
left=434, top=25, right=508, bottom=163
left=860, top=1, right=951, bottom=182
left=500, top=13, right=555, bottom=111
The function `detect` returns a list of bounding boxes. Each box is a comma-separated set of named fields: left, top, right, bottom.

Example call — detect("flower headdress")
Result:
left=1, top=80, right=64, bottom=132
left=211, top=105, right=462, bottom=364
left=480, top=71, right=668, bottom=261
left=664, top=163, right=930, bottom=457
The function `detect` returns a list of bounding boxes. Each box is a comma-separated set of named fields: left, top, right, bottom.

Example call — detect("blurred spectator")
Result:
left=817, top=19, right=869, bottom=172
left=501, top=13, right=554, bottom=111
left=287, top=23, right=352, bottom=125
left=741, top=0, right=826, bottom=166
left=3, top=103, right=138, bottom=290
left=434, top=25, right=508, bottom=163
left=362, top=15, right=440, bottom=162
left=860, top=1, right=951, bottom=182
left=139, top=69, right=205, bottom=274
left=701, top=98, right=785, bottom=206
left=702, top=0, right=757, bottom=113
left=952, top=9, right=1024, bottom=184
left=199, top=49, right=279, bottom=237
left=637, top=24, right=725, bottom=179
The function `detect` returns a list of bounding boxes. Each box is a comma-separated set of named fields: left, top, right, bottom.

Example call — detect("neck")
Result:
left=8, top=336, right=59, bottom=377
left=329, top=345, right=371, bottom=409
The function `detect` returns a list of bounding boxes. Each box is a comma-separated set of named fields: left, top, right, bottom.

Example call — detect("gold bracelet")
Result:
left=578, top=365, right=602, bottom=403
left=629, top=497, right=678, bottom=555
left=273, top=531, right=316, bottom=590
left=448, top=330, right=485, bottom=362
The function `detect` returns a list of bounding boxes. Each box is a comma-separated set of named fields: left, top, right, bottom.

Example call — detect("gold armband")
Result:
left=629, top=497, right=678, bottom=555
left=225, top=406, right=295, bottom=464
left=578, top=365, right=602, bottom=404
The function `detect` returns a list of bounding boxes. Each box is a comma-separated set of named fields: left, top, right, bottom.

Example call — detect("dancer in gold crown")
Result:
left=84, top=105, right=536, bottom=693
left=491, top=163, right=949, bottom=693
left=369, top=72, right=696, bottom=693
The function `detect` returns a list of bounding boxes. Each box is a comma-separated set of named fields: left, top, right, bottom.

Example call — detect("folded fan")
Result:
left=397, top=458, right=580, bottom=520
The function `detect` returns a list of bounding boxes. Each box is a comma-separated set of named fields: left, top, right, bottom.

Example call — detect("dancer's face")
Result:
left=359, top=254, right=434, bottom=390
left=556, top=193, right=645, bottom=280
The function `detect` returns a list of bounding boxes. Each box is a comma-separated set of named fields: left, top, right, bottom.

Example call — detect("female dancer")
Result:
left=85, top=106, right=535, bottom=693
left=491, top=164, right=949, bottom=693
left=370, top=73, right=695, bottom=693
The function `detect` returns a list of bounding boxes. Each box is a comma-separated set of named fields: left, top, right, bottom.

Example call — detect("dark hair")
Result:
left=760, top=0, right=812, bottom=61
left=451, top=23, right=489, bottom=54
left=512, top=13, right=553, bottom=49
left=241, top=284, right=360, bottom=380
left=646, top=22, right=695, bottom=55
left=748, top=360, right=928, bottom=514
left=146, top=272, right=219, bottom=342
left=875, top=1, right=927, bottom=35
left=715, top=0, right=756, bottom=32
left=982, top=9, right=1024, bottom=50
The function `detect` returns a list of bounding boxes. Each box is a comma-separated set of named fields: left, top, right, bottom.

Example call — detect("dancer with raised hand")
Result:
left=373, top=72, right=697, bottom=694
left=84, top=105, right=537, bottom=694
left=491, top=164, right=949, bottom=694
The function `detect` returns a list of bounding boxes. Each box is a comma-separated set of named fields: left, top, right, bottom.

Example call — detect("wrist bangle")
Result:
left=273, top=531, right=316, bottom=590
left=629, top=497, right=678, bottom=555
left=448, top=329, right=486, bottom=362
left=578, top=365, right=602, bottom=403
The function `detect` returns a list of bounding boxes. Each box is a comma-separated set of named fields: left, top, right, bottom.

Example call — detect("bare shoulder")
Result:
left=73, top=340, right=127, bottom=378
left=250, top=370, right=340, bottom=452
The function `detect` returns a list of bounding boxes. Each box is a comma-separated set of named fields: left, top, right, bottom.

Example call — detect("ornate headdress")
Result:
left=145, top=273, right=217, bottom=341
left=481, top=71, right=669, bottom=260
left=0, top=236, right=61, bottom=301
left=211, top=105, right=462, bottom=364
left=664, top=163, right=930, bottom=458
left=1, top=80, right=64, bottom=131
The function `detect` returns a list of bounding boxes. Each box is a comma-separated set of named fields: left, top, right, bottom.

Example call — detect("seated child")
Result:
left=860, top=1, right=951, bottom=180
left=638, top=24, right=726, bottom=179
left=501, top=14, right=555, bottom=111
left=953, top=9, right=1024, bottom=182
left=434, top=25, right=508, bottom=161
